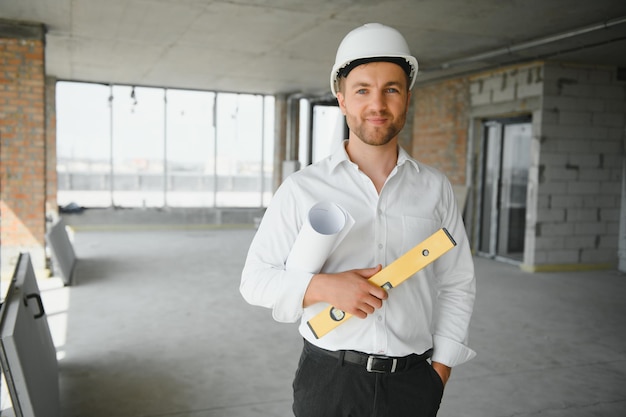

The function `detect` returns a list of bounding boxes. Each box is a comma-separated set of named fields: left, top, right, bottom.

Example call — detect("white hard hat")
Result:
left=330, top=23, right=418, bottom=97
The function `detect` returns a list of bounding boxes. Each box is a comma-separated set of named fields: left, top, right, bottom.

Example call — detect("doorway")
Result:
left=478, top=117, right=532, bottom=262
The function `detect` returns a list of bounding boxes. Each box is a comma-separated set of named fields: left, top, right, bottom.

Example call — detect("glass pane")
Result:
left=111, top=86, right=165, bottom=207
left=165, top=89, right=216, bottom=207
left=312, top=105, right=344, bottom=163
left=56, top=82, right=112, bottom=208
left=497, top=123, right=531, bottom=258
left=215, top=93, right=265, bottom=207
left=479, top=124, right=500, bottom=254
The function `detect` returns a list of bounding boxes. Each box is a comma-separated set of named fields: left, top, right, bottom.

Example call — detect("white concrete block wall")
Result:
left=536, top=63, right=625, bottom=269
left=470, top=64, right=543, bottom=107
left=469, top=62, right=625, bottom=270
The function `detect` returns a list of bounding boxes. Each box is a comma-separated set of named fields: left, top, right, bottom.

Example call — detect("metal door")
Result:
left=0, top=253, right=60, bottom=417
left=478, top=118, right=532, bottom=262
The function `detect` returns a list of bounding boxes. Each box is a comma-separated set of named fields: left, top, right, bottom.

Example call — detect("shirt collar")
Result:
left=397, top=145, right=420, bottom=172
left=328, top=140, right=420, bottom=173
left=328, top=140, right=351, bottom=172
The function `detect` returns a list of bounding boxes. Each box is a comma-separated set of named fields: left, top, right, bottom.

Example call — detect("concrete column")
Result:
left=272, top=94, right=287, bottom=192
left=46, top=76, right=58, bottom=221
left=286, top=95, right=300, bottom=161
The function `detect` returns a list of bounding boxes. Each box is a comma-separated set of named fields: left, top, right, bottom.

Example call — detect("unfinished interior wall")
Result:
left=412, top=78, right=470, bottom=186
left=0, top=21, right=48, bottom=279
left=533, top=63, right=625, bottom=271
left=389, top=56, right=626, bottom=272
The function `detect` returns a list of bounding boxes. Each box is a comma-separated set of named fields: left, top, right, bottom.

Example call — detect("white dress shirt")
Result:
left=240, top=141, right=476, bottom=367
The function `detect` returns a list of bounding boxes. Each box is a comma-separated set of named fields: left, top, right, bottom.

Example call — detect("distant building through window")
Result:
left=56, top=81, right=274, bottom=208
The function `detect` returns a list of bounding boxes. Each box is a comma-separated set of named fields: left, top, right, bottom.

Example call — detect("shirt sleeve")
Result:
left=430, top=178, right=477, bottom=367
left=240, top=178, right=314, bottom=323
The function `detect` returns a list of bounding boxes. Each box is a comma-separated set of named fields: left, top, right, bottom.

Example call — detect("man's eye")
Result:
left=356, top=89, right=367, bottom=94
left=386, top=88, right=399, bottom=93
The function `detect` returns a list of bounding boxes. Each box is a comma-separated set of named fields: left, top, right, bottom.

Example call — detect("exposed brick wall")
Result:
left=411, top=78, right=470, bottom=185
left=0, top=23, right=48, bottom=278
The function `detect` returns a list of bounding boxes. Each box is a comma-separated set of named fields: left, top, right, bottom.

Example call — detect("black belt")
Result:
left=304, top=339, right=433, bottom=374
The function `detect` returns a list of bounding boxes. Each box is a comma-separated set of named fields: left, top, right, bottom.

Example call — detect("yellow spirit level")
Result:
left=306, top=228, right=456, bottom=339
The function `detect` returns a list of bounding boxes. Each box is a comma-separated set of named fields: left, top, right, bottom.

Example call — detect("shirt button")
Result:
left=378, top=243, right=383, bottom=249
left=377, top=316, right=383, bottom=322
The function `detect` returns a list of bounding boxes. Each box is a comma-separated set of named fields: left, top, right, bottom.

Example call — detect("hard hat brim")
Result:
left=330, top=55, right=418, bottom=97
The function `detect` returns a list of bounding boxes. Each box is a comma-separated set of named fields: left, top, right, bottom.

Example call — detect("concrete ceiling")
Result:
left=2, top=0, right=626, bottom=97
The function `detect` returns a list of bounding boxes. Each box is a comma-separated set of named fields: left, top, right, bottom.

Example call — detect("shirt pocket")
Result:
left=401, top=216, right=440, bottom=253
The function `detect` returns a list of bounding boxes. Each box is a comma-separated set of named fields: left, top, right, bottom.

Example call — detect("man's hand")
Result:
left=303, top=265, right=387, bottom=318
left=431, top=361, right=451, bottom=387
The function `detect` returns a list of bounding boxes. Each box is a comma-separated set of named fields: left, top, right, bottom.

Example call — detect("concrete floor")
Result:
left=34, top=227, right=626, bottom=416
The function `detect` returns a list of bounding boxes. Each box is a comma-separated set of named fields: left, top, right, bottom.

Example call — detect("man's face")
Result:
left=336, top=61, right=411, bottom=147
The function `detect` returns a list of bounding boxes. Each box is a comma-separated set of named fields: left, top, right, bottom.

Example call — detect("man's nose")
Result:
left=368, top=90, right=387, bottom=110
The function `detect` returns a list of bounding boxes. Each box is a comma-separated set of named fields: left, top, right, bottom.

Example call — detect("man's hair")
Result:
left=337, top=57, right=412, bottom=79
left=336, top=57, right=412, bottom=93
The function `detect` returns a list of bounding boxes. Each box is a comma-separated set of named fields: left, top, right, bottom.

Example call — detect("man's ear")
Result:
left=337, top=92, right=347, bottom=115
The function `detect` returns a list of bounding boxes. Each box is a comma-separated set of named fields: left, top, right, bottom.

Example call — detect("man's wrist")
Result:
left=431, top=361, right=452, bottom=386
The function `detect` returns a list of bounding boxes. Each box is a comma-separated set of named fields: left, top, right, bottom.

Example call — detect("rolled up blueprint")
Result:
left=285, top=201, right=354, bottom=273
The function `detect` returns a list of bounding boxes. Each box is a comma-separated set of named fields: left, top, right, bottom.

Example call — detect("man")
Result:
left=241, top=23, right=476, bottom=417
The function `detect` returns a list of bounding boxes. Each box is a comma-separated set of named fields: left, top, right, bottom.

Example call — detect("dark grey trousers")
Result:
left=293, top=340, right=444, bottom=417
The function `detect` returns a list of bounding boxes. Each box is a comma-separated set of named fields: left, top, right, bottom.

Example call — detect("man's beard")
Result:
left=346, top=111, right=405, bottom=146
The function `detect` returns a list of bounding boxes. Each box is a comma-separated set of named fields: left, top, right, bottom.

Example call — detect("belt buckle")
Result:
left=366, top=355, right=397, bottom=373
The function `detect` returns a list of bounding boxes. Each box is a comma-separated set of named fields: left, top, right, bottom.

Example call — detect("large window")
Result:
left=56, top=82, right=274, bottom=208
left=165, top=89, right=216, bottom=207
left=56, top=82, right=112, bottom=207
left=297, top=101, right=344, bottom=168
left=112, top=85, right=166, bottom=207
left=215, top=93, right=268, bottom=207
